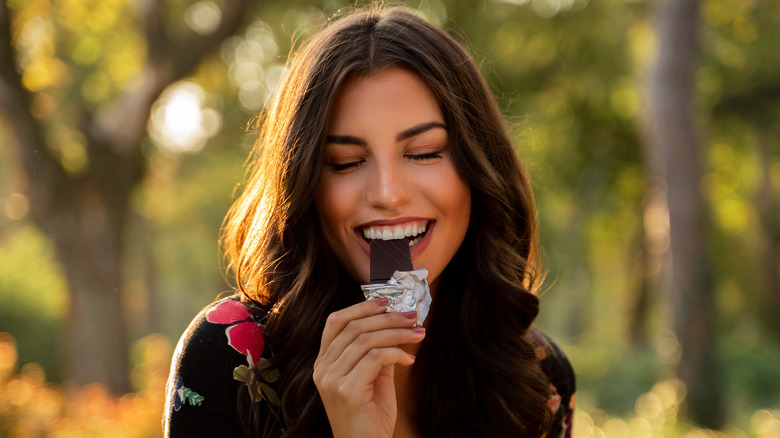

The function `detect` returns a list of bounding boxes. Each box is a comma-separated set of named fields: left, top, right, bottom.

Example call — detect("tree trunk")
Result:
left=42, top=163, right=141, bottom=392
left=646, top=0, right=724, bottom=428
left=628, top=221, right=651, bottom=348
left=756, top=130, right=780, bottom=338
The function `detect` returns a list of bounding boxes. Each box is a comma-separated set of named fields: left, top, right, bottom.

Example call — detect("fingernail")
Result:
left=412, top=327, right=426, bottom=335
left=408, top=353, right=416, bottom=360
left=374, top=297, right=389, bottom=306
left=401, top=311, right=417, bottom=319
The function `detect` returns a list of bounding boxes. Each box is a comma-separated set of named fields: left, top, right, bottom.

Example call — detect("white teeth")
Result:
left=362, top=222, right=429, bottom=241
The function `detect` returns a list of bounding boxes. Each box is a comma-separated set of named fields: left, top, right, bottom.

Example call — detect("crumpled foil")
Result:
left=361, top=269, right=432, bottom=327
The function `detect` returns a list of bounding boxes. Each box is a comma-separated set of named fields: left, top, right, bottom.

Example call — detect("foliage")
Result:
left=0, top=224, right=67, bottom=382
left=0, top=0, right=779, bottom=434
left=0, top=332, right=169, bottom=437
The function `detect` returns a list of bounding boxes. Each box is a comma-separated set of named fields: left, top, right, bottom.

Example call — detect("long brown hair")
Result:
left=221, top=6, right=552, bottom=437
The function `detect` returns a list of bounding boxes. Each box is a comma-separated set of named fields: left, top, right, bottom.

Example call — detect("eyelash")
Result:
left=327, top=152, right=443, bottom=172
left=329, top=161, right=364, bottom=172
left=407, top=152, right=442, bottom=161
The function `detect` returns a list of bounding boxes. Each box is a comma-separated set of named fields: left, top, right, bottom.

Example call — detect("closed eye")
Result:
left=328, top=160, right=364, bottom=172
left=407, top=152, right=443, bottom=161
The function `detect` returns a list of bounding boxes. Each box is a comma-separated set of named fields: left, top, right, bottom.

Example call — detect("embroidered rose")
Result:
left=548, top=384, right=562, bottom=414
left=206, top=300, right=265, bottom=367
left=206, top=300, right=280, bottom=406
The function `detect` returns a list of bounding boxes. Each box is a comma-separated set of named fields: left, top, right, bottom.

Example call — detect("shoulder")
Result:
left=528, top=327, right=576, bottom=438
left=169, top=294, right=270, bottom=377
left=528, top=328, right=576, bottom=396
left=164, top=293, right=274, bottom=437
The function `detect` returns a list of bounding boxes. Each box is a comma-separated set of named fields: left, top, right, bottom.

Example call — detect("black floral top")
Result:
left=164, top=294, right=576, bottom=437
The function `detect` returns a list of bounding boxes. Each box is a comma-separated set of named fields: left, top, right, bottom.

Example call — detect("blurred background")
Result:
left=0, top=0, right=778, bottom=436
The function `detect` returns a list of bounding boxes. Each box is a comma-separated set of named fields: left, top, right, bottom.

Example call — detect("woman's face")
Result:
left=315, top=67, right=471, bottom=293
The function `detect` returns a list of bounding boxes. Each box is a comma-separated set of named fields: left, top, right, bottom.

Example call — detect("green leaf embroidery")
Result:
left=180, top=386, right=204, bottom=406
left=233, top=364, right=252, bottom=385
left=233, top=361, right=280, bottom=406
left=264, top=367, right=279, bottom=383
left=257, top=359, right=279, bottom=383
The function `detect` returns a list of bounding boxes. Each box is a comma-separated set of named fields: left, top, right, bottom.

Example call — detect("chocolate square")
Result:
left=369, top=239, right=413, bottom=283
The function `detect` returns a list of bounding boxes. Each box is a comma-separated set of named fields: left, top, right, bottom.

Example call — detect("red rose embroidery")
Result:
left=548, top=384, right=562, bottom=414
left=206, top=300, right=265, bottom=367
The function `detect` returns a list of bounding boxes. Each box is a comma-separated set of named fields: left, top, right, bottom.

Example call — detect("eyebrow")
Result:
left=325, top=121, right=447, bottom=146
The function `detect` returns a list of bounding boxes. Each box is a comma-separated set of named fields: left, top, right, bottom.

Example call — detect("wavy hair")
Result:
left=221, top=6, right=552, bottom=437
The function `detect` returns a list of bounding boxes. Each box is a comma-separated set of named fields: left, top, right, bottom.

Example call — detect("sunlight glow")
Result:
left=164, top=90, right=201, bottom=140
left=751, top=410, right=780, bottom=436
left=148, top=82, right=222, bottom=154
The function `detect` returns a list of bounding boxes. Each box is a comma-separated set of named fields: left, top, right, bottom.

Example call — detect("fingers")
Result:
left=332, top=347, right=415, bottom=400
left=323, top=311, right=420, bottom=361
left=326, top=326, right=425, bottom=377
left=348, top=346, right=416, bottom=384
left=314, top=299, right=426, bottom=387
left=319, top=298, right=391, bottom=353
left=314, top=301, right=426, bottom=436
left=314, top=339, right=420, bottom=410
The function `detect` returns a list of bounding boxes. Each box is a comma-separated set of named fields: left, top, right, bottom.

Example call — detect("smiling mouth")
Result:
left=360, top=220, right=430, bottom=247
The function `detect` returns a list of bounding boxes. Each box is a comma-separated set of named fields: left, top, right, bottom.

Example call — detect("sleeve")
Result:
left=531, top=328, right=576, bottom=438
left=163, top=298, right=250, bottom=437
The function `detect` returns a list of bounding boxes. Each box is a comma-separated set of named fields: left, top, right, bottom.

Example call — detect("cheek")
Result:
left=315, top=176, right=360, bottom=243
left=314, top=179, right=342, bottom=236
left=315, top=176, right=370, bottom=284
left=434, top=169, right=471, bottom=225
left=450, top=184, right=472, bottom=240
left=442, top=174, right=472, bottom=268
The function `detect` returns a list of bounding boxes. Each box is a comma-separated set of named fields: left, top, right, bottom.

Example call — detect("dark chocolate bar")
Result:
left=370, top=239, right=413, bottom=283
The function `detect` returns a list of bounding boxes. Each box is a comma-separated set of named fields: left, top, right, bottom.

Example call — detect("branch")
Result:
left=91, top=0, right=254, bottom=155
left=140, top=0, right=169, bottom=63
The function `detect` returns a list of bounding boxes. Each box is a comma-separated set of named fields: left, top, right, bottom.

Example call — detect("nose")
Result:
left=366, top=160, right=411, bottom=211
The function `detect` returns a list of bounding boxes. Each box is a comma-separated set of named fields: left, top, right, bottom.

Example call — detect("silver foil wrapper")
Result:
left=361, top=269, right=432, bottom=327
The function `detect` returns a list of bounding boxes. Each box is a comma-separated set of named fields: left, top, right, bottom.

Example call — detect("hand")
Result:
left=313, top=298, right=426, bottom=438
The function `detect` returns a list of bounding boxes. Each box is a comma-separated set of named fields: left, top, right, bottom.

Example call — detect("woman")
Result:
left=165, top=6, right=575, bottom=438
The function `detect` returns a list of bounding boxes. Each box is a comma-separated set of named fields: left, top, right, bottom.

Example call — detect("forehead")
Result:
left=327, top=67, right=443, bottom=133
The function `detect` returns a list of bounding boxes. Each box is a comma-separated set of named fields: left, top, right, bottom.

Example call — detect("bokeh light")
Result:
left=185, top=1, right=222, bottom=35
left=222, top=19, right=284, bottom=112
left=4, top=194, right=30, bottom=220
left=148, top=82, right=223, bottom=154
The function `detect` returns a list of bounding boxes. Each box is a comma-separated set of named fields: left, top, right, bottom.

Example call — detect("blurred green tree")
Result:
left=0, top=0, right=252, bottom=392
